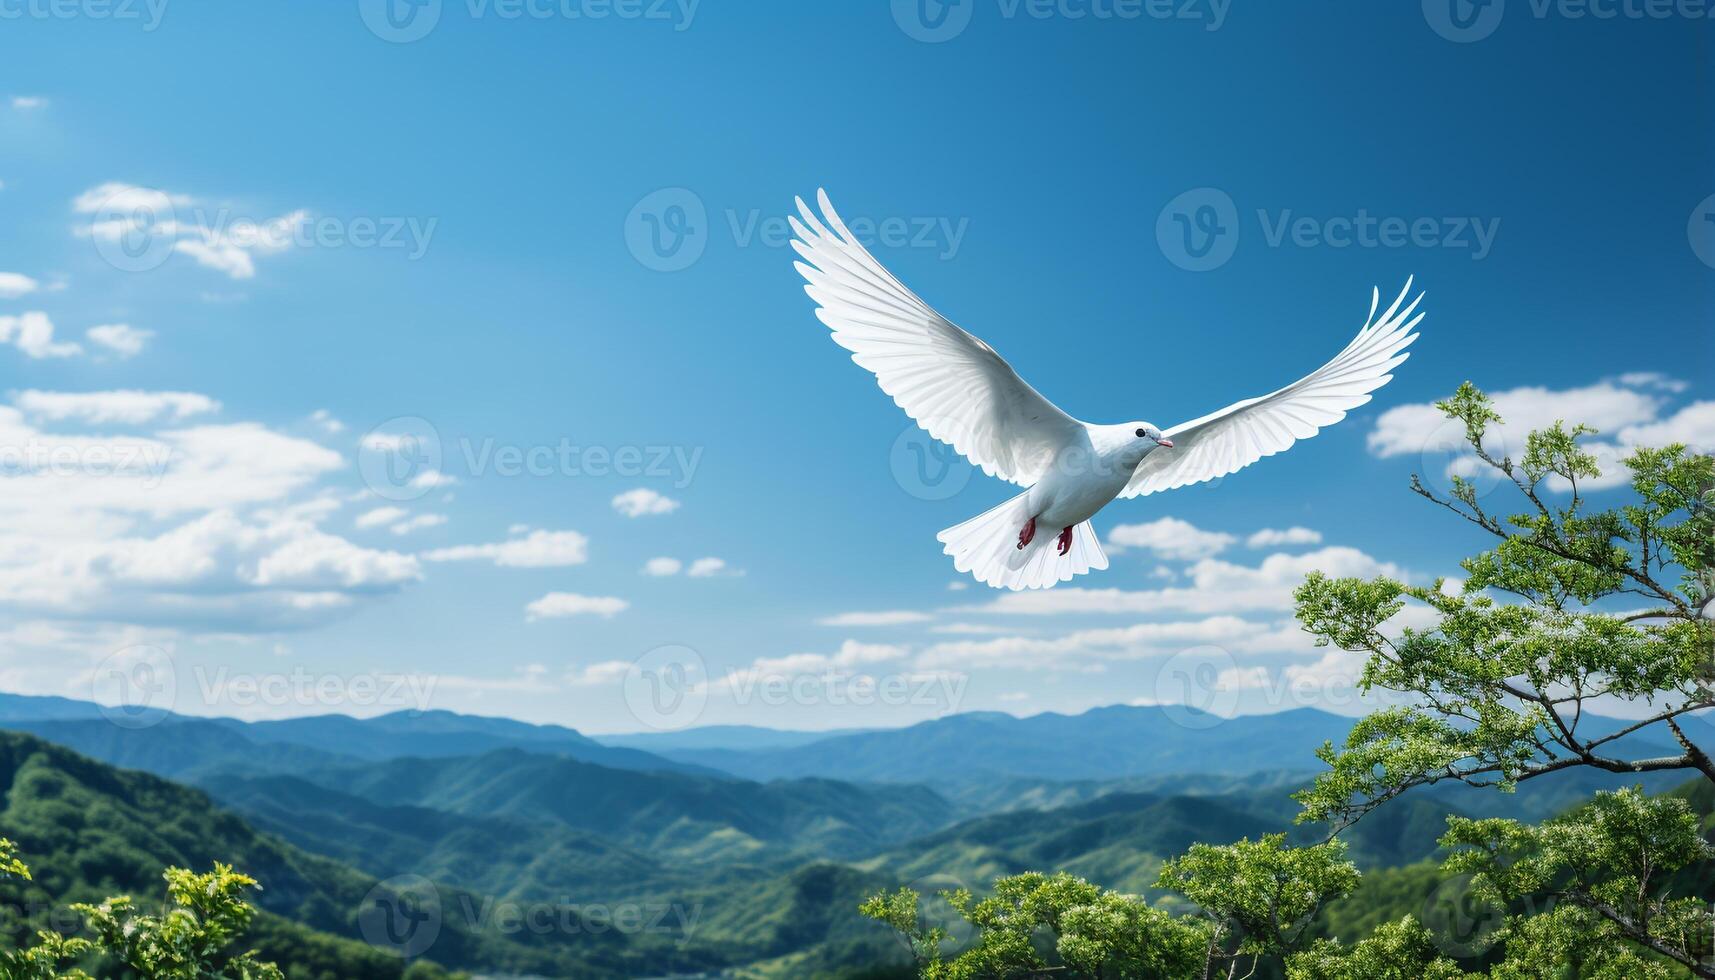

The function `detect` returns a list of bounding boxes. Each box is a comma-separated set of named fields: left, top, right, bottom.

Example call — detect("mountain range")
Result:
left=3, top=690, right=1709, bottom=978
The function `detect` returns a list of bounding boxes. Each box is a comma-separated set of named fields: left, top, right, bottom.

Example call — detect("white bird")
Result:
left=789, top=190, right=1424, bottom=590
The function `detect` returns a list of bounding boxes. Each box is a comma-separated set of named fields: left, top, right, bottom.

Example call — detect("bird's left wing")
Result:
left=1121, top=279, right=1424, bottom=498
left=791, top=189, right=1085, bottom=487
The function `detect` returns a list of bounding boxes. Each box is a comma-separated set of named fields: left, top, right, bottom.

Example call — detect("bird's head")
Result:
left=1131, top=422, right=1173, bottom=450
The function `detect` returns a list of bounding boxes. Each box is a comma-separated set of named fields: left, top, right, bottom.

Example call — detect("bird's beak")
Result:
left=1156, top=437, right=1174, bottom=449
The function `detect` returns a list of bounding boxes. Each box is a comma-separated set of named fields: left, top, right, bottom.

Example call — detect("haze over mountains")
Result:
left=2, top=690, right=1707, bottom=977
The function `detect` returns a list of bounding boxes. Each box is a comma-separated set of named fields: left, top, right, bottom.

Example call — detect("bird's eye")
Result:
left=1135, top=428, right=1147, bottom=438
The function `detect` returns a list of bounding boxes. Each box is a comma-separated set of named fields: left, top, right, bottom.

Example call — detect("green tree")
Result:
left=0, top=838, right=283, bottom=980
left=1156, top=835, right=1358, bottom=979
left=1294, top=383, right=1714, bottom=828
left=862, top=871, right=1209, bottom=979
left=1292, top=382, right=1715, bottom=973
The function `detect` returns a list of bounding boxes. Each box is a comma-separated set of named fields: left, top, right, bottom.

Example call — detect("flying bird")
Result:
left=789, top=190, right=1424, bottom=590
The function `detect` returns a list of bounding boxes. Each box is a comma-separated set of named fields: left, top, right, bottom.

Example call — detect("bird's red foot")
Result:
left=1017, top=517, right=1036, bottom=550
left=1057, top=526, right=1074, bottom=556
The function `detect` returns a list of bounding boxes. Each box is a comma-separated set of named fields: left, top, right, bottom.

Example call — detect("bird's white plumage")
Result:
left=789, top=188, right=1424, bottom=589
left=790, top=189, right=1084, bottom=487
left=1119, top=280, right=1423, bottom=497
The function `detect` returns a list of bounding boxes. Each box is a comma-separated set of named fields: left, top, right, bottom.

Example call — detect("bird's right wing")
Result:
left=791, top=189, right=1084, bottom=487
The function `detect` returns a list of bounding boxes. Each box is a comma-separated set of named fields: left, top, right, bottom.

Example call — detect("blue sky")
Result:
left=0, top=1, right=1709, bottom=732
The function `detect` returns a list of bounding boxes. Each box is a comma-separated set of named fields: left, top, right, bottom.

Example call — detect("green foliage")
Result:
left=1156, top=834, right=1359, bottom=962
left=71, top=864, right=283, bottom=980
left=1439, top=786, right=1713, bottom=975
left=861, top=872, right=1207, bottom=979
left=1, top=839, right=277, bottom=980
left=1293, top=383, right=1713, bottom=829
left=1287, top=916, right=1470, bottom=979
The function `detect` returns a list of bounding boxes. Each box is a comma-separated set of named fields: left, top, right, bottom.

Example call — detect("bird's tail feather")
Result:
left=937, top=492, right=1108, bottom=591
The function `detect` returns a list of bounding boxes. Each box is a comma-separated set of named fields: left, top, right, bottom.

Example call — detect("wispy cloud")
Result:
left=525, top=592, right=628, bottom=621
left=1246, top=527, right=1322, bottom=549
left=611, top=487, right=680, bottom=517
left=0, top=272, right=39, bottom=298
left=85, top=324, right=153, bottom=358
left=818, top=610, right=932, bottom=627
left=0, top=312, right=80, bottom=358
left=15, top=390, right=218, bottom=424
left=1106, top=517, right=1235, bottom=560
left=424, top=529, right=589, bottom=567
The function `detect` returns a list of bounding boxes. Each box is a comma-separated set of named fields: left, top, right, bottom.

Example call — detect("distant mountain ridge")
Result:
left=0, top=691, right=715, bottom=778
left=646, top=705, right=1362, bottom=786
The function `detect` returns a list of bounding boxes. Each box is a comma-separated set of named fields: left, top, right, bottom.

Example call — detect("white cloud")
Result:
left=1617, top=372, right=1688, bottom=393
left=566, top=660, right=633, bottom=686
left=248, top=525, right=421, bottom=590
left=10, top=96, right=46, bottom=110
left=173, top=210, right=307, bottom=280
left=73, top=182, right=188, bottom=215
left=1246, top=527, right=1322, bottom=549
left=1106, top=517, right=1235, bottom=561
left=0, top=389, right=425, bottom=637
left=309, top=409, right=345, bottom=434
left=409, top=468, right=457, bottom=489
left=15, top=390, right=219, bottom=425
left=85, top=324, right=153, bottom=358
left=687, top=557, right=734, bottom=577
left=425, top=664, right=556, bottom=696
left=960, top=546, right=1406, bottom=618
left=947, top=581, right=969, bottom=591
left=0, top=272, right=39, bottom=298
left=73, top=184, right=306, bottom=281
left=0, top=508, right=419, bottom=629
left=1616, top=402, right=1715, bottom=451
left=355, top=506, right=407, bottom=529
left=611, top=487, right=680, bottom=517
left=929, top=622, right=1016, bottom=635
left=818, top=610, right=933, bottom=627
left=641, top=557, right=683, bottom=576
left=1369, top=376, right=1712, bottom=491
left=1369, top=380, right=1663, bottom=458
left=423, top=529, right=589, bottom=568
left=390, top=514, right=446, bottom=535
left=525, top=592, right=628, bottom=621
left=916, top=616, right=1271, bottom=672
left=737, top=640, right=909, bottom=680
left=0, top=312, right=80, bottom=358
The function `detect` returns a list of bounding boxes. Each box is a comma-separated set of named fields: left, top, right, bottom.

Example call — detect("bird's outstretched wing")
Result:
left=791, top=189, right=1084, bottom=487
left=1121, top=279, right=1424, bottom=498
